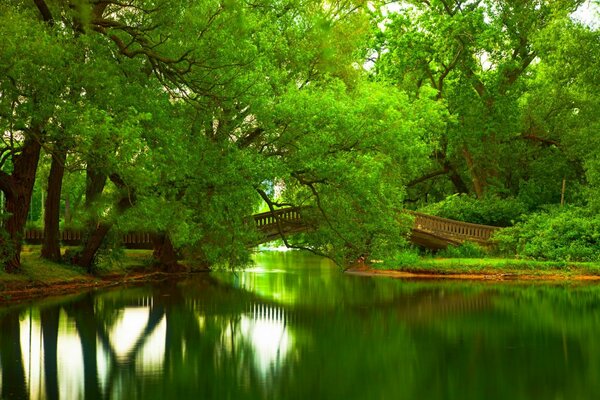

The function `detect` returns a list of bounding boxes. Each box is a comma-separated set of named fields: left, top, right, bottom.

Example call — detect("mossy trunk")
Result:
left=2, top=138, right=42, bottom=272
left=42, top=147, right=67, bottom=262
left=153, top=233, right=185, bottom=272
left=75, top=222, right=112, bottom=272
left=75, top=173, right=134, bottom=272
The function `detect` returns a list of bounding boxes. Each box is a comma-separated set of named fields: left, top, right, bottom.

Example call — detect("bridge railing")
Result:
left=22, top=208, right=498, bottom=248
left=253, top=207, right=305, bottom=230
left=24, top=229, right=153, bottom=247
left=22, top=208, right=307, bottom=247
left=24, top=229, right=83, bottom=243
left=410, top=211, right=499, bottom=242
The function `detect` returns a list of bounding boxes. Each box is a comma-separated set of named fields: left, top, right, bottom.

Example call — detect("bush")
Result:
left=437, top=241, right=487, bottom=258
left=373, top=248, right=420, bottom=269
left=419, top=194, right=527, bottom=227
left=493, top=206, right=600, bottom=262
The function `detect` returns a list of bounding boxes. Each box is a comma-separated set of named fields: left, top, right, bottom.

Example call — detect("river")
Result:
left=1, top=251, right=599, bottom=399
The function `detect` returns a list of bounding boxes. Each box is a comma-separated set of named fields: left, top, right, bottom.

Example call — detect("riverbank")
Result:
left=0, top=247, right=192, bottom=303
left=4, top=249, right=600, bottom=303
left=347, top=257, right=600, bottom=281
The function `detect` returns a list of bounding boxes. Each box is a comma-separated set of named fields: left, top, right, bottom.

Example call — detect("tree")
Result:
left=249, top=80, right=444, bottom=264
left=0, top=5, right=75, bottom=271
left=371, top=0, right=585, bottom=201
left=1, top=0, right=455, bottom=272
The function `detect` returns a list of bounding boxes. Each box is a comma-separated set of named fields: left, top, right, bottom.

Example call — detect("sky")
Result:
left=573, top=0, right=600, bottom=28
left=379, top=0, right=600, bottom=28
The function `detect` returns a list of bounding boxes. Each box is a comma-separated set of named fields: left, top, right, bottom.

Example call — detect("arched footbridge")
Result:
left=252, top=208, right=499, bottom=249
left=24, top=207, right=499, bottom=250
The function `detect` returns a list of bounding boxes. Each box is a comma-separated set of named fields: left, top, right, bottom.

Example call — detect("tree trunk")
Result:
left=71, top=167, right=108, bottom=272
left=75, top=222, right=112, bottom=272
left=443, top=160, right=469, bottom=194
left=42, top=147, right=67, bottom=261
left=433, top=144, right=470, bottom=195
left=153, top=233, right=184, bottom=272
left=84, top=166, right=107, bottom=208
left=75, top=173, right=134, bottom=272
left=462, top=146, right=485, bottom=198
left=2, top=138, right=42, bottom=272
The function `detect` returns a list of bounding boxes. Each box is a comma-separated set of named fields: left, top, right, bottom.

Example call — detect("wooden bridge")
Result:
left=409, top=211, right=499, bottom=250
left=23, top=207, right=499, bottom=250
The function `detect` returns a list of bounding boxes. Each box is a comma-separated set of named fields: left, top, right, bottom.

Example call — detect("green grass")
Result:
left=375, top=256, right=600, bottom=277
left=0, top=246, right=155, bottom=292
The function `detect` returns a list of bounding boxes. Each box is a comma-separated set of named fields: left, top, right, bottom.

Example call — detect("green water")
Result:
left=1, top=251, right=600, bottom=399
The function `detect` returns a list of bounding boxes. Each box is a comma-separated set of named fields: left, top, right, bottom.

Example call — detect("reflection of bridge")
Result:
left=23, top=207, right=500, bottom=250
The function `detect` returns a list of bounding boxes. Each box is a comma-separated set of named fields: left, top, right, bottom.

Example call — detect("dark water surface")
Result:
left=1, top=251, right=600, bottom=399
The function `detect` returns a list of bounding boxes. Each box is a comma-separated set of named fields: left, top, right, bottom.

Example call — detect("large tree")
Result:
left=1, top=0, right=448, bottom=272
left=0, top=4, right=76, bottom=271
left=371, top=0, right=586, bottom=201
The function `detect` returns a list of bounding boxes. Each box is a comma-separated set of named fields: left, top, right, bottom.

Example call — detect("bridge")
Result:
left=23, top=207, right=500, bottom=250
left=408, top=211, right=499, bottom=250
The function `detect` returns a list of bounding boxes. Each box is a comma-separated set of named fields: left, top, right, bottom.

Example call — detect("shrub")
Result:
left=493, top=206, right=600, bottom=262
left=419, top=194, right=527, bottom=227
left=373, top=248, right=420, bottom=269
left=437, top=241, right=487, bottom=258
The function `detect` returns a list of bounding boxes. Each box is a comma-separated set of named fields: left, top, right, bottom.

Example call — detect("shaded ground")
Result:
left=0, top=247, right=200, bottom=303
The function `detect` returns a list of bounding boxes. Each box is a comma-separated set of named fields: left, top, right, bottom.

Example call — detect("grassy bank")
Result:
left=365, top=256, right=600, bottom=280
left=4, top=246, right=600, bottom=302
left=0, top=247, right=166, bottom=302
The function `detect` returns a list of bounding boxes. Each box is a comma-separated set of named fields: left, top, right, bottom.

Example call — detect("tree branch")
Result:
left=406, top=167, right=450, bottom=187
left=522, top=134, right=560, bottom=147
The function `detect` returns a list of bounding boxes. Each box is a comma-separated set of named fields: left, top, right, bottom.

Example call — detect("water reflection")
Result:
left=1, top=252, right=600, bottom=399
left=241, top=305, right=292, bottom=379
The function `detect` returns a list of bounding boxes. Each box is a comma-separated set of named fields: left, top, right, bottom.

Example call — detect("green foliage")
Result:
left=3, top=0, right=600, bottom=272
left=265, top=79, right=443, bottom=264
left=374, top=248, right=421, bottom=269
left=437, top=241, right=487, bottom=259
left=370, top=0, right=596, bottom=210
left=494, top=207, right=600, bottom=262
left=419, top=194, right=527, bottom=227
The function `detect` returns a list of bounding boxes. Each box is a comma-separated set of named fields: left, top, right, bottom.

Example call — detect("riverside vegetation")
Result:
left=1, top=1, right=600, bottom=291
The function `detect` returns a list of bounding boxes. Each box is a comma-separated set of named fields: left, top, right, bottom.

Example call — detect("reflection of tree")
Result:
left=119, top=278, right=278, bottom=399
left=8, top=263, right=600, bottom=399
left=103, top=300, right=166, bottom=399
left=40, top=307, right=60, bottom=400
left=64, top=294, right=103, bottom=400
left=0, top=311, right=28, bottom=399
